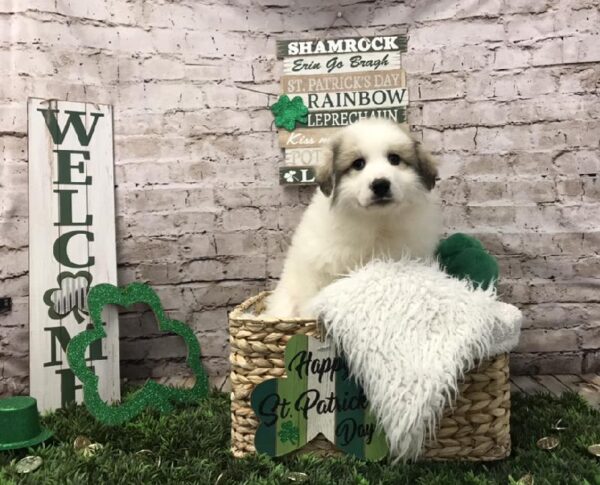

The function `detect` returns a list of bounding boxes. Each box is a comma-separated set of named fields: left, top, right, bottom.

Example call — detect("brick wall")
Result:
left=1, top=0, right=599, bottom=396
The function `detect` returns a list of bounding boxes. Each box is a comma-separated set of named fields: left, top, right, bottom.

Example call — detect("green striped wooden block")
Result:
left=250, top=335, right=388, bottom=460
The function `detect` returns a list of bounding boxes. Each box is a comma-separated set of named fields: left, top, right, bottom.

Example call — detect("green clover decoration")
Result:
left=278, top=421, right=300, bottom=445
left=271, top=95, right=308, bottom=131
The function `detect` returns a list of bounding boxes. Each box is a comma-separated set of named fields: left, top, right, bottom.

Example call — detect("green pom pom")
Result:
left=436, top=233, right=484, bottom=260
left=436, top=233, right=499, bottom=290
left=443, top=247, right=499, bottom=290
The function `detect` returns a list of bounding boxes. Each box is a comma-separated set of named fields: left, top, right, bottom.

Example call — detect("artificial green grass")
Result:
left=1, top=391, right=599, bottom=485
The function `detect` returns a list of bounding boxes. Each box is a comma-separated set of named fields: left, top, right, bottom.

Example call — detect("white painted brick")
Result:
left=410, top=1, right=461, bottom=22
left=422, top=100, right=509, bottom=126
left=0, top=248, right=27, bottom=279
left=521, top=302, right=599, bottom=329
left=410, top=20, right=505, bottom=48
left=500, top=0, right=553, bottom=14
left=581, top=327, right=600, bottom=350
left=505, top=12, right=559, bottom=42
left=0, top=0, right=57, bottom=12
left=511, top=352, right=583, bottom=375
left=466, top=68, right=559, bottom=101
left=493, top=45, right=531, bottom=70
left=221, top=208, right=262, bottom=231
left=412, top=74, right=466, bottom=101
left=56, top=0, right=112, bottom=21
left=512, top=179, right=557, bottom=203
left=517, top=328, right=581, bottom=353
left=0, top=219, right=27, bottom=249
left=532, top=35, right=600, bottom=66
left=442, top=127, right=478, bottom=151
left=556, top=178, right=584, bottom=203
left=372, top=3, right=413, bottom=24
left=558, top=65, right=600, bottom=93
left=118, top=211, right=218, bottom=238
left=117, top=234, right=215, bottom=263
left=456, top=0, right=504, bottom=19
left=0, top=136, right=27, bottom=164
left=142, top=2, right=198, bottom=29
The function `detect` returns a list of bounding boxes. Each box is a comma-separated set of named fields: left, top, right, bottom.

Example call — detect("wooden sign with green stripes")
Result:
left=250, top=335, right=388, bottom=460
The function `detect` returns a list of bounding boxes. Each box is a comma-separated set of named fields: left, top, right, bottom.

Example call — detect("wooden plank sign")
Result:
left=28, top=98, right=120, bottom=412
left=279, top=166, right=316, bottom=185
left=251, top=335, right=388, bottom=460
left=275, top=35, right=408, bottom=186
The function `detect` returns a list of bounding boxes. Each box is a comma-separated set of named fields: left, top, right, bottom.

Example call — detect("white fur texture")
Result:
left=265, top=119, right=441, bottom=318
left=309, top=258, right=522, bottom=462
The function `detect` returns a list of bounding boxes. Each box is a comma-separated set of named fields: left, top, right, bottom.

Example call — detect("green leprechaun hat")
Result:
left=0, top=396, right=53, bottom=450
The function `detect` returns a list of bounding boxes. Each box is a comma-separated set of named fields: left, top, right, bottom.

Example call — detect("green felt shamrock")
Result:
left=271, top=95, right=308, bottom=131
left=278, top=421, right=300, bottom=445
left=66, top=282, right=209, bottom=425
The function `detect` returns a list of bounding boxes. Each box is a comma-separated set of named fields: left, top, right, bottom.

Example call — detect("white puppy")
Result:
left=265, top=118, right=441, bottom=318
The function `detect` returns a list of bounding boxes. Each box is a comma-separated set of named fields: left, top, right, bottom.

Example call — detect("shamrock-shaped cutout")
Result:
left=271, top=95, right=308, bottom=131
left=43, top=271, right=92, bottom=323
left=251, top=335, right=388, bottom=460
left=67, top=282, right=209, bottom=425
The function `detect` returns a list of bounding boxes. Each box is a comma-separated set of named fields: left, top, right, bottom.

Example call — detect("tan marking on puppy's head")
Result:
left=413, top=141, right=438, bottom=190
left=396, top=124, right=438, bottom=190
left=316, top=133, right=340, bottom=197
left=317, top=120, right=439, bottom=204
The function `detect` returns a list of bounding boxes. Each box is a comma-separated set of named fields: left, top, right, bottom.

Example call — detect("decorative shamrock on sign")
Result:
left=43, top=271, right=92, bottom=323
left=67, top=282, right=209, bottom=425
left=251, top=335, right=388, bottom=460
left=283, top=170, right=298, bottom=183
left=271, top=95, right=308, bottom=131
left=279, top=421, right=300, bottom=445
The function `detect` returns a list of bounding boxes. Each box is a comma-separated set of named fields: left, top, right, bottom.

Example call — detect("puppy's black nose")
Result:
left=371, top=178, right=391, bottom=197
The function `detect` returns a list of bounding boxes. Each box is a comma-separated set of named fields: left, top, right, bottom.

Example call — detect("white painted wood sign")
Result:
left=275, top=35, right=408, bottom=186
left=28, top=98, right=120, bottom=412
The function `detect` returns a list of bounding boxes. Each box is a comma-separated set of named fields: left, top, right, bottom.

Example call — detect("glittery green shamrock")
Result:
left=278, top=421, right=300, bottom=445
left=271, top=95, right=308, bottom=131
left=66, top=282, right=209, bottom=425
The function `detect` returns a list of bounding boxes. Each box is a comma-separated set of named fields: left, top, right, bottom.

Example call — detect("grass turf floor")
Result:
left=0, top=391, right=599, bottom=485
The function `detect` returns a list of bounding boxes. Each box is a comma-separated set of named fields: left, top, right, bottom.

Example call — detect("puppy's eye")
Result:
left=352, top=158, right=366, bottom=170
left=388, top=153, right=402, bottom=166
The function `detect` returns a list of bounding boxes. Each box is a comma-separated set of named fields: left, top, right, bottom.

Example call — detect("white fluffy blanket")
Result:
left=309, top=258, right=522, bottom=462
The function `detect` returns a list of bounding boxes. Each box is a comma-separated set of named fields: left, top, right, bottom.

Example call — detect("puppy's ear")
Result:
left=316, top=135, right=340, bottom=197
left=414, top=141, right=438, bottom=190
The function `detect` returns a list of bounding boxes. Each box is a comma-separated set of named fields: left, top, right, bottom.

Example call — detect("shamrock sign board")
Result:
left=274, top=35, right=408, bottom=185
left=28, top=99, right=119, bottom=412
left=251, top=335, right=388, bottom=460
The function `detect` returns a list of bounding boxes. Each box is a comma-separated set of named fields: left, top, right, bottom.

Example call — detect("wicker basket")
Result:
left=230, top=291, right=511, bottom=461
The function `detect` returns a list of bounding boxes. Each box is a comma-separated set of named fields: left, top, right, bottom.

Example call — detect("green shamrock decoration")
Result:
left=271, top=95, right=308, bottom=131
left=43, top=271, right=92, bottom=323
left=278, top=420, right=300, bottom=445
left=67, top=282, right=209, bottom=425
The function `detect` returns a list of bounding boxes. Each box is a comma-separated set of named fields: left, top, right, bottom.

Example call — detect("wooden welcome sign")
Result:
left=251, top=335, right=388, bottom=460
left=275, top=35, right=408, bottom=185
left=28, top=99, right=120, bottom=412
